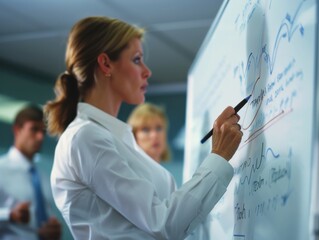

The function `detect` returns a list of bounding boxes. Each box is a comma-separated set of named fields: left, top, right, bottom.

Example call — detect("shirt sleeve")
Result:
left=0, top=182, right=11, bottom=223
left=0, top=208, right=10, bottom=222
left=0, top=205, right=10, bottom=231
left=72, top=128, right=233, bottom=240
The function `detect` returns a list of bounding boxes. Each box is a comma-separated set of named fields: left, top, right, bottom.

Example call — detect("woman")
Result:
left=45, top=16, right=242, bottom=239
left=127, top=103, right=170, bottom=163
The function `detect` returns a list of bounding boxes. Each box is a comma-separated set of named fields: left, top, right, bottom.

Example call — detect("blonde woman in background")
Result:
left=44, top=16, right=243, bottom=239
left=127, top=103, right=170, bottom=163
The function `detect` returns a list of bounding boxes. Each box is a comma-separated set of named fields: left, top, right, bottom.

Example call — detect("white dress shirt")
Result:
left=0, top=147, right=52, bottom=240
left=51, top=102, right=234, bottom=240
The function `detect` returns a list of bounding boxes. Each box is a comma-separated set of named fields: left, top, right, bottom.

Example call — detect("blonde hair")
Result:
left=44, top=16, right=144, bottom=136
left=127, top=103, right=171, bottom=161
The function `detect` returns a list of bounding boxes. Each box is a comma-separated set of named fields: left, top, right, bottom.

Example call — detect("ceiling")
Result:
left=0, top=0, right=224, bottom=95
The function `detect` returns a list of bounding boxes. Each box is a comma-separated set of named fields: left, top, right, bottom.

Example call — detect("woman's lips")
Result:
left=141, top=84, right=148, bottom=93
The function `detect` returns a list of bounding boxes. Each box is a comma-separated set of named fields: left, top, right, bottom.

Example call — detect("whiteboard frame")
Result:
left=311, top=2, right=319, bottom=239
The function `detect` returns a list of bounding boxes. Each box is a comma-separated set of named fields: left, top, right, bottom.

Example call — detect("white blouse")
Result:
left=51, top=103, right=234, bottom=240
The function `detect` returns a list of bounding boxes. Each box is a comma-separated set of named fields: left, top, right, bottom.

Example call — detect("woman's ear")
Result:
left=97, top=53, right=111, bottom=75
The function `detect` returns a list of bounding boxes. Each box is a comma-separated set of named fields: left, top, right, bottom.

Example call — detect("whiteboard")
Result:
left=183, top=0, right=318, bottom=239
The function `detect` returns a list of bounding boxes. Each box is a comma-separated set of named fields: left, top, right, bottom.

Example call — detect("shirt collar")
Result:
left=7, top=146, right=33, bottom=170
left=77, top=103, right=135, bottom=146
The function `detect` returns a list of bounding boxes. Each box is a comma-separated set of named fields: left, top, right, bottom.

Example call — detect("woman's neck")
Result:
left=84, top=85, right=121, bottom=117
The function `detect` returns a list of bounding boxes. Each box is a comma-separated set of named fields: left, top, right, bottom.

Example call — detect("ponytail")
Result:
left=44, top=72, right=79, bottom=136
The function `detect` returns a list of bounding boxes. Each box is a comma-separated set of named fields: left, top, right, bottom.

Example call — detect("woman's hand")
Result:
left=211, top=106, right=243, bottom=160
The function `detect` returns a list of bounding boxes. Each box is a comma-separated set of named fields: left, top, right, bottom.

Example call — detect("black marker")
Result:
left=200, top=94, right=252, bottom=144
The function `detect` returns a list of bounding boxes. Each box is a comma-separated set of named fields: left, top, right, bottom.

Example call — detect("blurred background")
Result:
left=0, top=0, right=223, bottom=239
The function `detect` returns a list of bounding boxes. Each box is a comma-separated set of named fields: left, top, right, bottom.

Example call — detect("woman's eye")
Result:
left=133, top=56, right=142, bottom=64
left=155, top=126, right=163, bottom=132
left=141, top=127, right=150, bottom=133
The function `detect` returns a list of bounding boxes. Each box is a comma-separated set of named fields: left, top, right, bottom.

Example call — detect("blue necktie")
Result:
left=29, top=166, right=48, bottom=227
